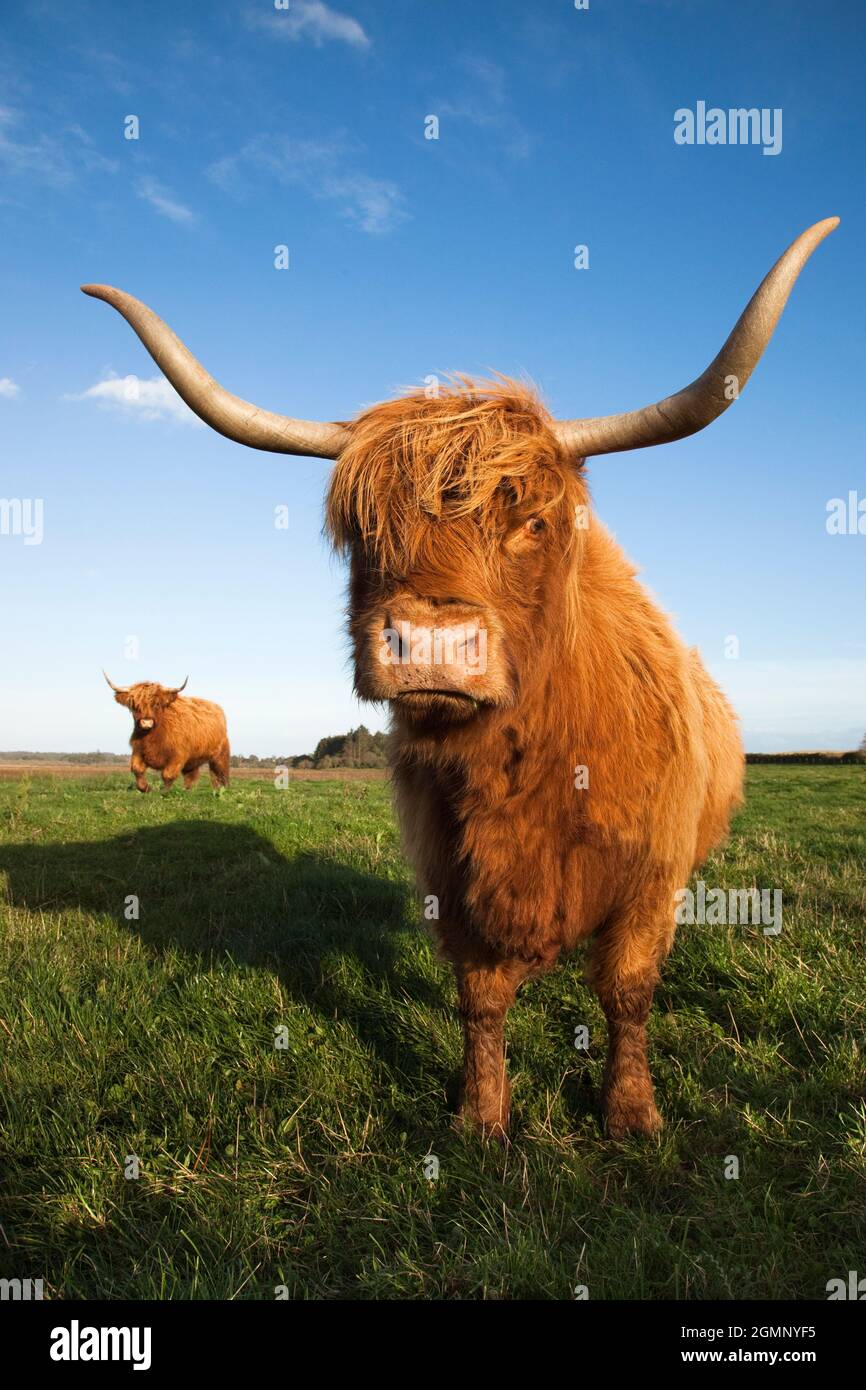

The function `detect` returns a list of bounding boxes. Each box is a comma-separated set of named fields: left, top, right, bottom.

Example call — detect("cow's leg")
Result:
left=208, top=742, right=230, bottom=789
left=183, top=764, right=201, bottom=789
left=160, top=760, right=184, bottom=793
left=450, top=947, right=552, bottom=1139
left=130, top=756, right=149, bottom=793
left=588, top=906, right=672, bottom=1138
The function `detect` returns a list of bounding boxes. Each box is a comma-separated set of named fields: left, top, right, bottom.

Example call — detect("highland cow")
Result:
left=104, top=674, right=230, bottom=793
left=85, top=217, right=837, bottom=1136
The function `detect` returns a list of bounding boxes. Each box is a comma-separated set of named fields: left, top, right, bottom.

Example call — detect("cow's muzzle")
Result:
left=357, top=598, right=513, bottom=717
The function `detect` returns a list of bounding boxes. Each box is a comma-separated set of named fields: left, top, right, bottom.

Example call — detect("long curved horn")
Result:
left=103, top=670, right=129, bottom=693
left=80, top=285, right=350, bottom=459
left=554, top=217, right=839, bottom=459
left=167, top=677, right=189, bottom=695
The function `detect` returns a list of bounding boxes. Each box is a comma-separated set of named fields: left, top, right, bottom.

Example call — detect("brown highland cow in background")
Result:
left=86, top=217, right=837, bottom=1137
left=103, top=673, right=230, bottom=793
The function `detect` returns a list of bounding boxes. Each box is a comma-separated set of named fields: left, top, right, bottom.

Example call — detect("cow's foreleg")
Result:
left=183, top=765, right=201, bottom=789
left=589, top=910, right=670, bottom=1138
left=450, top=948, right=546, bottom=1140
left=160, top=760, right=183, bottom=793
left=130, top=756, right=149, bottom=793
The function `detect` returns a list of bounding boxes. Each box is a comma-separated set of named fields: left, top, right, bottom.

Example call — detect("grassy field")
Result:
left=0, top=766, right=863, bottom=1300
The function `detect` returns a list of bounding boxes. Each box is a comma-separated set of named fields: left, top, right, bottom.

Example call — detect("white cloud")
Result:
left=0, top=377, right=21, bottom=399
left=320, top=171, right=406, bottom=235
left=207, top=135, right=406, bottom=235
left=438, top=57, right=532, bottom=160
left=0, top=105, right=119, bottom=186
left=136, top=177, right=195, bottom=225
left=65, top=373, right=202, bottom=426
left=248, top=1, right=370, bottom=50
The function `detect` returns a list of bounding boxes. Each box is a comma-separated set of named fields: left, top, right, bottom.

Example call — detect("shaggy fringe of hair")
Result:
left=326, top=376, right=573, bottom=573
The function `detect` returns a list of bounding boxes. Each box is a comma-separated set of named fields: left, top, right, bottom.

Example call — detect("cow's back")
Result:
left=178, top=697, right=227, bottom=754
left=146, top=696, right=228, bottom=765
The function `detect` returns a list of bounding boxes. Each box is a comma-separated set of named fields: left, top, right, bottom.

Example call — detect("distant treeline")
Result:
left=230, top=726, right=388, bottom=770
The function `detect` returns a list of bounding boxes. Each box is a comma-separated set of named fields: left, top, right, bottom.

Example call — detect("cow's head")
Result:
left=325, top=379, right=586, bottom=723
left=103, top=674, right=187, bottom=732
left=83, top=218, right=837, bottom=727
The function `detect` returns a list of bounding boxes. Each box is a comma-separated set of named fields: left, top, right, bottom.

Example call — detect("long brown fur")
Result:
left=109, top=682, right=231, bottom=793
left=327, top=377, right=743, bottom=1140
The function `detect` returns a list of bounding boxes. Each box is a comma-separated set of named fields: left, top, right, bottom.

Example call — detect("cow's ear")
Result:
left=161, top=690, right=179, bottom=707
left=114, top=691, right=130, bottom=707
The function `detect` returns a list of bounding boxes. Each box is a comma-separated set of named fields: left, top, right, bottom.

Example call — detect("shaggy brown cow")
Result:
left=85, top=217, right=836, bottom=1137
left=104, top=673, right=230, bottom=793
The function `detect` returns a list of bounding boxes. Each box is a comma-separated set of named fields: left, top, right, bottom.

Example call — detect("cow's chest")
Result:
left=133, top=734, right=168, bottom=770
left=398, top=740, right=588, bottom=948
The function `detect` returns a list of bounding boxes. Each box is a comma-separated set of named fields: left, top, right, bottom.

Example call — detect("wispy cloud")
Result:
left=0, top=377, right=21, bottom=399
left=208, top=135, right=406, bottom=235
left=247, top=1, right=371, bottom=50
left=80, top=48, right=133, bottom=97
left=318, top=170, right=406, bottom=235
left=438, top=57, right=532, bottom=159
left=136, top=176, right=196, bottom=225
left=65, top=373, right=201, bottom=426
left=0, top=105, right=119, bottom=187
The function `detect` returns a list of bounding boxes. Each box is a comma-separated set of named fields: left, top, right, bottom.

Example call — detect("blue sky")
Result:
left=1, top=0, right=863, bottom=755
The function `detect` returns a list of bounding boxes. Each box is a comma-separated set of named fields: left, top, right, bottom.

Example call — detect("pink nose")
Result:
left=378, top=610, right=488, bottom=679
left=388, top=624, right=483, bottom=668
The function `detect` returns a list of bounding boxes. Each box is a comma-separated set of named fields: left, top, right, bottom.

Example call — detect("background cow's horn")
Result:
left=80, top=285, right=350, bottom=459
left=103, top=669, right=128, bottom=693
left=554, top=217, right=839, bottom=459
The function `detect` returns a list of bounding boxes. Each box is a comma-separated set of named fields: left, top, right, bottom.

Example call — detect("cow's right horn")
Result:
left=80, top=284, right=351, bottom=460
left=103, top=670, right=129, bottom=693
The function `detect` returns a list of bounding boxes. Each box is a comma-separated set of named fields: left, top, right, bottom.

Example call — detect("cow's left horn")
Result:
left=554, top=217, right=839, bottom=459
left=80, top=285, right=350, bottom=460
left=168, top=677, right=189, bottom=694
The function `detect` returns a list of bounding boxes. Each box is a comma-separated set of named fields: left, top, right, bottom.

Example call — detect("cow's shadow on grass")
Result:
left=0, top=819, right=460, bottom=1106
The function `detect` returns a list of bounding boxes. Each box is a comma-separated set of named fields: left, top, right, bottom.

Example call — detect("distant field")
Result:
left=0, top=762, right=386, bottom=782
left=0, top=766, right=863, bottom=1299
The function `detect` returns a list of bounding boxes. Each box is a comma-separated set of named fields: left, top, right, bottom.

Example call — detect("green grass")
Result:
left=0, top=766, right=863, bottom=1300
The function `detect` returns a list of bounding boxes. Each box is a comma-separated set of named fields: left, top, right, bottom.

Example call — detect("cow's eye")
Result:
left=525, top=516, right=546, bottom=536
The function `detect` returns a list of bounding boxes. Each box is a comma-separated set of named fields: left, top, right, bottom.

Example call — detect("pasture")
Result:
left=0, top=766, right=863, bottom=1300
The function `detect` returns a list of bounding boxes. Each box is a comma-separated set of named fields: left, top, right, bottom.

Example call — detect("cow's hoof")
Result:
left=455, top=1108, right=510, bottom=1144
left=604, top=1095, right=663, bottom=1139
